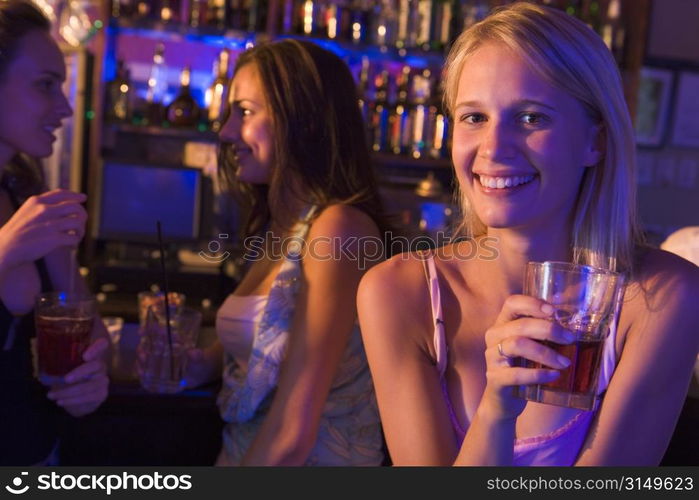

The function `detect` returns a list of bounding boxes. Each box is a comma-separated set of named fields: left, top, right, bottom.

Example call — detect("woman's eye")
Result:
left=242, top=108, right=252, bottom=117
left=460, top=113, right=486, bottom=124
left=37, top=79, right=53, bottom=91
left=518, top=112, right=548, bottom=125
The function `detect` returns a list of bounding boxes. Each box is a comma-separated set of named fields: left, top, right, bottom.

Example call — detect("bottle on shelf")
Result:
left=370, top=69, right=391, bottom=152
left=189, top=0, right=208, bottom=28
left=430, top=0, right=453, bottom=52
left=106, top=59, right=133, bottom=122
left=227, top=0, right=248, bottom=30
left=357, top=55, right=371, bottom=123
left=350, top=0, right=371, bottom=44
left=602, top=0, right=625, bottom=65
left=416, top=0, right=432, bottom=51
left=371, top=0, right=398, bottom=48
left=166, top=65, right=200, bottom=127
left=207, top=0, right=227, bottom=29
left=145, top=42, right=167, bottom=126
left=428, top=84, right=448, bottom=159
left=325, top=0, right=351, bottom=40
left=387, top=64, right=412, bottom=155
left=159, top=0, right=177, bottom=23
left=247, top=0, right=269, bottom=32
left=206, top=49, right=230, bottom=131
left=408, top=68, right=432, bottom=159
left=135, top=0, right=152, bottom=20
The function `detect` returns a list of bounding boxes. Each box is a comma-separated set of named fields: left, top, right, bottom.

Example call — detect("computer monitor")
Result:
left=98, top=161, right=202, bottom=243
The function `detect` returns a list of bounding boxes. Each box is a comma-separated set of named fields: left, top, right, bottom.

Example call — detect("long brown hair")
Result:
left=0, top=0, right=51, bottom=203
left=218, top=39, right=388, bottom=241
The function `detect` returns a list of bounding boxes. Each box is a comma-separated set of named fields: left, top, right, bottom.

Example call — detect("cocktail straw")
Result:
left=68, top=248, right=77, bottom=295
left=156, top=221, right=175, bottom=380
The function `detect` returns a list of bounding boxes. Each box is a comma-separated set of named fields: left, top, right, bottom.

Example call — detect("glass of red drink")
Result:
left=514, top=261, right=626, bottom=411
left=35, top=292, right=96, bottom=385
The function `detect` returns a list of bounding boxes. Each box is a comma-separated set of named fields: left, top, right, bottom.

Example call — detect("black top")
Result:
left=0, top=187, right=58, bottom=465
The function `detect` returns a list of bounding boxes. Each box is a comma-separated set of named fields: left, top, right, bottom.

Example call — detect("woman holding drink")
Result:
left=183, top=39, right=389, bottom=465
left=0, top=0, right=109, bottom=465
left=358, top=2, right=699, bottom=466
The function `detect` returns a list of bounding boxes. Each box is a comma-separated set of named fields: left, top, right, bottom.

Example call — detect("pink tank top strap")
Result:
left=419, top=251, right=447, bottom=376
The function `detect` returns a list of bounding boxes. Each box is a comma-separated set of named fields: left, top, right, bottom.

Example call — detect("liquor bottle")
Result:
left=564, top=0, right=581, bottom=18
left=160, top=0, right=175, bottom=23
left=135, top=0, right=152, bottom=20
left=429, top=85, right=448, bottom=159
left=280, top=0, right=295, bottom=33
left=206, top=49, right=230, bottom=131
left=372, top=0, right=398, bottom=47
left=110, top=0, right=121, bottom=19
left=248, top=0, right=268, bottom=32
left=388, top=65, right=411, bottom=155
left=370, top=70, right=390, bottom=152
left=166, top=65, right=200, bottom=127
left=350, top=0, right=371, bottom=44
left=582, top=0, right=602, bottom=32
left=430, top=0, right=453, bottom=51
left=357, top=56, right=371, bottom=123
left=409, top=68, right=432, bottom=158
left=396, top=0, right=410, bottom=48
left=326, top=1, right=340, bottom=39
left=416, top=0, right=432, bottom=51
left=602, top=0, right=625, bottom=65
left=106, top=59, right=132, bottom=122
left=227, top=0, right=247, bottom=30
left=189, top=0, right=208, bottom=28
left=208, top=0, right=227, bottom=29
left=145, top=43, right=167, bottom=126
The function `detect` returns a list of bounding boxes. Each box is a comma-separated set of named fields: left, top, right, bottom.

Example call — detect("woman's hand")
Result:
left=0, top=189, right=86, bottom=277
left=480, top=295, right=574, bottom=420
left=47, top=337, right=109, bottom=418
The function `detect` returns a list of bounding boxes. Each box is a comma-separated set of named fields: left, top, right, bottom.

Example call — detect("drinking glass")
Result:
left=514, top=261, right=625, bottom=411
left=35, top=291, right=96, bottom=385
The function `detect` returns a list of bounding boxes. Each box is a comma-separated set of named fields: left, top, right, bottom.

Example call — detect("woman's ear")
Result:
left=583, top=124, right=605, bottom=167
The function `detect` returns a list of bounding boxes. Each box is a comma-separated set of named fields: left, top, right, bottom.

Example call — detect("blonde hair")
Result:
left=443, top=1, right=643, bottom=273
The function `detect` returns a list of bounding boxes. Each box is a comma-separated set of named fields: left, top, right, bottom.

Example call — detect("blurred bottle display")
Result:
left=108, top=0, right=631, bottom=64
left=370, top=69, right=390, bottom=152
left=145, top=42, right=167, bottom=125
left=106, top=59, right=133, bottom=122
left=166, top=65, right=200, bottom=126
left=207, top=0, right=227, bottom=29
left=206, top=49, right=231, bottom=131
left=387, top=64, right=411, bottom=154
left=108, top=0, right=632, bottom=153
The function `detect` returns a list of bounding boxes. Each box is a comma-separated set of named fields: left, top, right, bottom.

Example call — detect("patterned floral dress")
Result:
left=216, top=207, right=384, bottom=465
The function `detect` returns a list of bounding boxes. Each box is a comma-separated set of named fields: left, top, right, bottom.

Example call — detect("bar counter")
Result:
left=58, top=324, right=223, bottom=466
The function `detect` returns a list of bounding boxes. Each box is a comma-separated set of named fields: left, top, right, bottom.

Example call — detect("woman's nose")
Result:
left=57, top=91, right=73, bottom=119
left=478, top=120, right=517, bottom=162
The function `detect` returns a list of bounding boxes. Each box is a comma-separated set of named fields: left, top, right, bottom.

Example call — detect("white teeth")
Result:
left=478, top=174, right=535, bottom=189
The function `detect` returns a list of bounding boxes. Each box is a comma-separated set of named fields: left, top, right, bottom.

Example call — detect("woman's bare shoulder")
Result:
left=361, top=251, right=430, bottom=295
left=308, top=203, right=379, bottom=240
left=357, top=251, right=435, bottom=352
left=623, top=247, right=699, bottom=335
left=632, top=247, right=699, bottom=298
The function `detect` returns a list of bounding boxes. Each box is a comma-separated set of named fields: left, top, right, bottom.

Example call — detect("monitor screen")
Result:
left=98, top=162, right=201, bottom=242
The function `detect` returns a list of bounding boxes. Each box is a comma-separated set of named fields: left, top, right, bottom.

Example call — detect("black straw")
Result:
left=156, top=221, right=175, bottom=381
